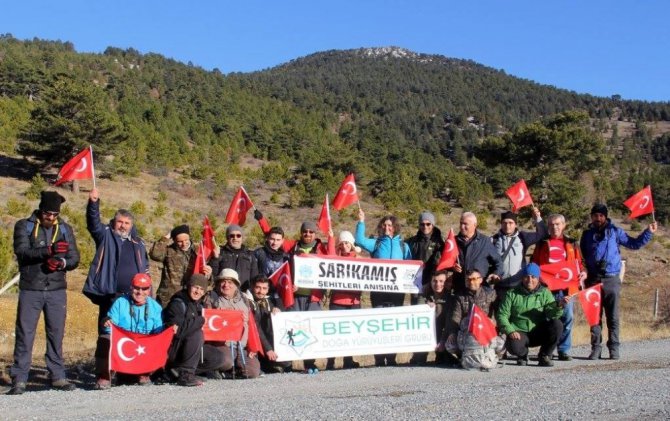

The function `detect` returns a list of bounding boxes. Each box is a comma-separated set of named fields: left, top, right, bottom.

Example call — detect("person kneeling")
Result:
left=97, top=273, right=164, bottom=389
left=496, top=263, right=565, bottom=367
left=204, top=269, right=261, bottom=379
left=163, top=274, right=224, bottom=386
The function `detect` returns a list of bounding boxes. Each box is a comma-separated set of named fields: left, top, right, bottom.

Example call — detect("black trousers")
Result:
left=11, top=289, right=68, bottom=383
left=588, top=275, right=621, bottom=350
left=169, top=329, right=224, bottom=375
left=505, top=319, right=563, bottom=358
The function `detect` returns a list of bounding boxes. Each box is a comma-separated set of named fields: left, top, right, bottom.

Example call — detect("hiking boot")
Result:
left=205, top=370, right=223, bottom=380
left=538, top=354, right=554, bottom=367
left=51, top=378, right=76, bottom=391
left=516, top=356, right=528, bottom=366
left=7, top=381, right=27, bottom=395
left=94, top=377, right=111, bottom=390
left=588, top=346, right=602, bottom=360
left=177, top=372, right=203, bottom=387
left=137, top=375, right=152, bottom=386
left=557, top=352, right=572, bottom=361
left=609, top=348, right=620, bottom=360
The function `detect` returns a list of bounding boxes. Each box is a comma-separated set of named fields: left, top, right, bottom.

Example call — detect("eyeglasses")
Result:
left=302, top=230, right=315, bottom=234
left=420, top=223, right=432, bottom=227
left=42, top=211, right=59, bottom=217
left=466, top=276, right=482, bottom=281
left=132, top=286, right=150, bottom=291
left=228, top=233, right=242, bottom=239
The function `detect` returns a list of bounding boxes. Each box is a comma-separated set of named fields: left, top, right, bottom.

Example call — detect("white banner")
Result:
left=272, top=305, right=436, bottom=361
left=293, top=254, right=423, bottom=294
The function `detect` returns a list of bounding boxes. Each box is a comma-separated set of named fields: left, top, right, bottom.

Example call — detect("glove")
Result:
left=253, top=209, right=263, bottom=221
left=46, top=258, right=65, bottom=272
left=50, top=241, right=69, bottom=256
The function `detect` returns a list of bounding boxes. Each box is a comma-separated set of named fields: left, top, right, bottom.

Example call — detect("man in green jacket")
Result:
left=497, top=263, right=565, bottom=367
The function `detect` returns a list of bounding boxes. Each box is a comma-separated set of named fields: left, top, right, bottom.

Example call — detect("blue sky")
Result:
left=2, top=1, right=669, bottom=101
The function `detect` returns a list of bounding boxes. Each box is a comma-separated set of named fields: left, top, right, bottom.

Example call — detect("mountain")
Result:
left=1, top=37, right=669, bottom=222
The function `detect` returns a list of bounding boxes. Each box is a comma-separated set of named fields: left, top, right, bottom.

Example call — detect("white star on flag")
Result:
left=136, top=345, right=146, bottom=355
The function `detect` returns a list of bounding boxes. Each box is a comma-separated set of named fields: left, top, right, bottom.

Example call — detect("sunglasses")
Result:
left=43, top=211, right=60, bottom=217
left=420, top=223, right=432, bottom=227
left=228, top=233, right=242, bottom=239
left=132, top=286, right=150, bottom=291
left=302, top=230, right=315, bottom=234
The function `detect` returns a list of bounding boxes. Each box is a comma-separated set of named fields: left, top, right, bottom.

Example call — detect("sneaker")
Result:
left=94, top=377, right=111, bottom=390
left=588, top=346, right=602, bottom=360
left=538, top=354, right=554, bottom=367
left=138, top=375, right=152, bottom=386
left=516, top=356, right=528, bottom=366
left=177, top=372, right=203, bottom=387
left=609, top=348, right=620, bottom=360
left=7, top=381, right=27, bottom=395
left=51, top=378, right=76, bottom=391
left=557, top=352, right=572, bottom=361
left=205, top=370, right=223, bottom=380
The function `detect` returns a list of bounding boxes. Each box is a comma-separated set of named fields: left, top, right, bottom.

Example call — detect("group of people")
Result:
left=7, top=188, right=657, bottom=394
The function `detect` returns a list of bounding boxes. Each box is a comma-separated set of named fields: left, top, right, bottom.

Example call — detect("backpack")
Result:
left=456, top=317, right=504, bottom=370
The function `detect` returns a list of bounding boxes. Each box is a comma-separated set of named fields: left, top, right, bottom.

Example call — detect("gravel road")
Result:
left=1, top=340, right=669, bottom=420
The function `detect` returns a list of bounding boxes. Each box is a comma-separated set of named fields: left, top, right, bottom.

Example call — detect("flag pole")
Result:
left=649, top=185, right=656, bottom=222
left=90, top=145, right=97, bottom=189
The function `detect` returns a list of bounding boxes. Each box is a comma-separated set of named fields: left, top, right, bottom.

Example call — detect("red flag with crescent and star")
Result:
left=577, top=284, right=602, bottom=327
left=54, top=146, right=95, bottom=186
left=269, top=261, right=295, bottom=309
left=109, top=324, right=174, bottom=374
left=202, top=309, right=244, bottom=342
left=332, top=173, right=359, bottom=210
left=505, top=179, right=533, bottom=212
left=246, top=310, right=264, bottom=356
left=191, top=241, right=209, bottom=275
left=202, top=216, right=216, bottom=260
left=317, top=194, right=332, bottom=235
left=436, top=228, right=458, bottom=271
left=467, top=304, right=497, bottom=346
left=539, top=261, right=580, bottom=293
left=623, top=186, right=654, bottom=219
left=225, top=187, right=254, bottom=225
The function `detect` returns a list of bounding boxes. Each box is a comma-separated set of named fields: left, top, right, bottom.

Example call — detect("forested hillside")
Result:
left=1, top=36, right=670, bottom=224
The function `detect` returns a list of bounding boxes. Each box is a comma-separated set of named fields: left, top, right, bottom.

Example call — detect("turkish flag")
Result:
left=54, top=146, right=95, bottom=186
left=332, top=173, right=359, bottom=210
left=202, top=309, right=244, bottom=342
left=225, top=187, right=254, bottom=225
left=539, top=261, right=580, bottom=293
left=202, top=216, right=216, bottom=260
left=269, top=261, right=295, bottom=309
left=623, top=186, right=654, bottom=219
left=467, top=304, right=497, bottom=346
left=436, top=228, right=458, bottom=271
left=317, top=194, right=331, bottom=235
left=246, top=310, right=264, bottom=356
left=505, top=179, right=533, bottom=212
left=109, top=324, right=174, bottom=374
left=577, top=284, right=602, bottom=327
left=191, top=241, right=208, bottom=276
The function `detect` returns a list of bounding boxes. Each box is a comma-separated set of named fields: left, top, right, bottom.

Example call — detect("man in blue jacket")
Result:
left=453, top=212, right=502, bottom=292
left=580, top=204, right=657, bottom=360
left=81, top=187, right=149, bottom=389
left=9, top=191, right=80, bottom=395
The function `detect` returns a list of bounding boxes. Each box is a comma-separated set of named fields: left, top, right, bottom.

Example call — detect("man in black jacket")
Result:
left=407, top=211, right=444, bottom=303
left=210, top=224, right=259, bottom=292
left=9, top=191, right=80, bottom=395
left=453, top=212, right=502, bottom=291
left=163, top=274, right=224, bottom=386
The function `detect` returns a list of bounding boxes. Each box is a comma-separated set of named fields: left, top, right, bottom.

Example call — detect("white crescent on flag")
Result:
left=117, top=337, right=137, bottom=362
left=640, top=196, right=650, bottom=209
left=445, top=239, right=454, bottom=252
left=585, top=288, right=601, bottom=306
left=517, top=188, right=525, bottom=203
left=556, top=268, right=574, bottom=282
left=208, top=315, right=222, bottom=332
left=279, top=274, right=290, bottom=289
left=343, top=181, right=357, bottom=195
left=473, top=312, right=483, bottom=330
left=75, top=158, right=88, bottom=173
left=237, top=198, right=246, bottom=212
